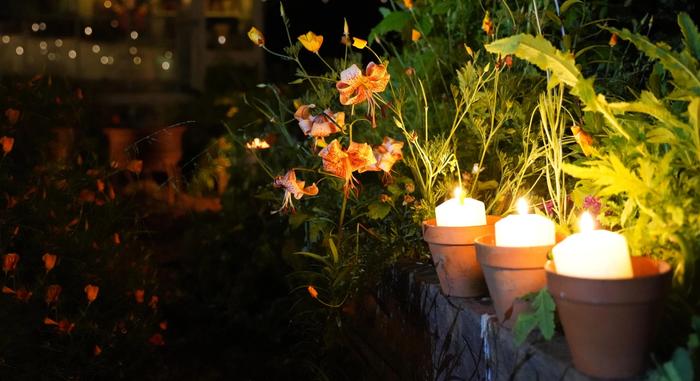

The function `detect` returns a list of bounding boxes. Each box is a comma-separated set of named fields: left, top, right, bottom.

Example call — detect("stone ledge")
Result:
left=347, top=262, right=625, bottom=380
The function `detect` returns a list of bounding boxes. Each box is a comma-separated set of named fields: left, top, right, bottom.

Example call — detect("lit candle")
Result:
left=435, top=187, right=486, bottom=227
left=552, top=212, right=633, bottom=279
left=495, top=198, right=555, bottom=247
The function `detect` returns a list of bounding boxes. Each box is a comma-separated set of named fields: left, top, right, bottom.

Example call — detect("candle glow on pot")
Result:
left=494, top=197, right=556, bottom=247
left=552, top=211, right=633, bottom=279
left=434, top=186, right=486, bottom=227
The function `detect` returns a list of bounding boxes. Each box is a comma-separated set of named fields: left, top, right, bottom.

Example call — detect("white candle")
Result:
left=552, top=212, right=633, bottom=279
left=435, top=187, right=486, bottom=227
left=495, top=198, right=555, bottom=247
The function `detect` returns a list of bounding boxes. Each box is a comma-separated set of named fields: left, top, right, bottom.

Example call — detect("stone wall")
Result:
left=347, top=262, right=613, bottom=381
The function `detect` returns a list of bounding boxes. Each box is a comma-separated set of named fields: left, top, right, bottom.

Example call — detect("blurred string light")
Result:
left=217, top=35, right=226, bottom=45
left=15, top=46, right=24, bottom=55
left=164, top=50, right=173, bottom=59
left=133, top=56, right=142, bottom=65
left=39, top=41, right=48, bottom=50
left=129, top=46, right=138, bottom=55
left=48, top=52, right=56, bottom=61
left=39, top=22, right=46, bottom=31
left=31, top=23, right=40, bottom=32
left=107, top=56, right=114, bottom=65
left=68, top=50, right=77, bottom=59
left=110, top=19, right=119, bottom=28
left=1, top=35, right=10, bottom=44
left=161, top=61, right=170, bottom=70
left=54, top=39, right=63, bottom=47
left=130, top=31, right=138, bottom=40
left=92, top=44, right=101, bottom=53
left=104, top=0, right=112, bottom=8
left=100, top=56, right=109, bottom=64
left=84, top=26, right=93, bottom=36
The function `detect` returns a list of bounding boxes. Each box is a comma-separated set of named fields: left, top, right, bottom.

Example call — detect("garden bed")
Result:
left=347, top=261, right=641, bottom=381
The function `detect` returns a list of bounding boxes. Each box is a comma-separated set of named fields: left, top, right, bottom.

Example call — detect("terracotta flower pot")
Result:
left=103, top=127, right=138, bottom=169
left=546, top=257, right=671, bottom=379
left=422, top=216, right=499, bottom=298
left=48, top=127, right=75, bottom=163
left=144, top=125, right=187, bottom=178
left=474, top=235, right=553, bottom=327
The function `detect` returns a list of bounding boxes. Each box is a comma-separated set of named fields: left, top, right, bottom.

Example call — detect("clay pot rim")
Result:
left=545, top=258, right=671, bottom=282
left=422, top=216, right=500, bottom=246
left=422, top=215, right=501, bottom=228
left=474, top=234, right=554, bottom=251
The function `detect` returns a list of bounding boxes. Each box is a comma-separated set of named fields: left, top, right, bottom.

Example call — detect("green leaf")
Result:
left=289, top=211, right=310, bottom=229
left=328, top=238, right=339, bottom=264
left=513, top=288, right=556, bottom=344
left=559, top=0, right=582, bottom=14
left=294, top=251, right=330, bottom=266
left=678, top=12, right=700, bottom=61
left=603, top=26, right=700, bottom=94
left=369, top=11, right=412, bottom=41
left=485, top=34, right=580, bottom=87
left=367, top=202, right=391, bottom=220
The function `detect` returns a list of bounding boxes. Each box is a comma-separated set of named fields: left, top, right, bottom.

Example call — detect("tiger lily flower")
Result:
left=319, top=139, right=376, bottom=192
left=298, top=31, right=324, bottom=53
left=294, top=104, right=345, bottom=142
left=362, top=136, right=404, bottom=173
left=273, top=170, right=319, bottom=212
left=336, top=62, right=390, bottom=127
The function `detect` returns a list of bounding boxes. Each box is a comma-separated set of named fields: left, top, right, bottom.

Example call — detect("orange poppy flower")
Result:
left=273, top=170, right=319, bottom=212
left=0, top=136, right=14, bottom=156
left=96, top=179, right=105, bottom=193
left=159, top=321, right=168, bottom=331
left=149, top=333, right=165, bottom=346
left=482, top=11, right=494, bottom=36
left=57, top=319, right=75, bottom=334
left=336, top=62, right=390, bottom=127
left=94, top=345, right=102, bottom=356
left=15, top=288, right=32, bottom=302
left=609, top=33, right=618, bottom=47
left=352, top=37, right=367, bottom=49
left=149, top=295, right=159, bottom=309
left=46, top=284, right=62, bottom=305
left=572, top=125, right=594, bottom=156
left=135, top=289, right=145, bottom=303
left=113, top=232, right=121, bottom=245
left=84, top=284, right=99, bottom=303
left=5, top=108, right=20, bottom=125
left=79, top=189, right=96, bottom=203
left=411, top=29, right=421, bottom=42
left=294, top=104, right=345, bottom=139
left=298, top=31, right=324, bottom=53
left=42, top=253, right=57, bottom=273
left=126, top=159, right=143, bottom=174
left=307, top=285, right=319, bottom=299
left=3, top=253, right=19, bottom=274
left=403, top=0, right=414, bottom=9
left=248, top=27, right=265, bottom=47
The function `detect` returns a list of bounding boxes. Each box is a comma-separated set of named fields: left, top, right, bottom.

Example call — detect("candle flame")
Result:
left=579, top=211, right=595, bottom=232
left=516, top=197, right=528, bottom=215
left=453, top=186, right=462, bottom=199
